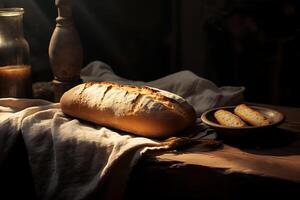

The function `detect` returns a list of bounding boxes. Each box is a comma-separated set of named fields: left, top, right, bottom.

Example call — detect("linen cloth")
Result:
left=82, top=61, right=244, bottom=115
left=0, top=61, right=244, bottom=200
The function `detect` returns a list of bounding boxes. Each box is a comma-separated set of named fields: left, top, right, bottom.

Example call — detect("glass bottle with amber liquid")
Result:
left=0, top=8, right=32, bottom=98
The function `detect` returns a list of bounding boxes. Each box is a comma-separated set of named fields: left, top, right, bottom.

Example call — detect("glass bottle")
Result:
left=0, top=8, right=32, bottom=98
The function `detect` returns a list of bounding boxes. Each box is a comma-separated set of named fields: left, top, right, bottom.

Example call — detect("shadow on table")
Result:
left=218, top=127, right=300, bottom=156
left=126, top=155, right=299, bottom=200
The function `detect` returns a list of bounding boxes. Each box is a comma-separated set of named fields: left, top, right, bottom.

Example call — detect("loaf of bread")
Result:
left=60, top=82, right=196, bottom=138
left=214, top=109, right=246, bottom=127
left=234, top=104, right=270, bottom=126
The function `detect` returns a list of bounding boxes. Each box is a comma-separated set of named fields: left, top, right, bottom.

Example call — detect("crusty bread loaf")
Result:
left=214, top=109, right=246, bottom=127
left=60, top=82, right=196, bottom=138
left=234, top=104, right=270, bottom=126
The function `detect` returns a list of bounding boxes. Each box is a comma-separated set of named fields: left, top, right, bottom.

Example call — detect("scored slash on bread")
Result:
left=234, top=104, right=270, bottom=126
left=214, top=109, right=246, bottom=127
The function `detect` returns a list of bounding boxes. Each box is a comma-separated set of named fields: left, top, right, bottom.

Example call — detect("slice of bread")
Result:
left=234, top=104, right=270, bottom=126
left=214, top=109, right=246, bottom=127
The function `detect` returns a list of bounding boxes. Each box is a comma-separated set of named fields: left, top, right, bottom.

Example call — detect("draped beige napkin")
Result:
left=0, top=98, right=216, bottom=200
left=81, top=61, right=245, bottom=116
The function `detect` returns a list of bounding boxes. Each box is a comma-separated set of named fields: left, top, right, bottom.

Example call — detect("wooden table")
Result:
left=125, top=104, right=300, bottom=199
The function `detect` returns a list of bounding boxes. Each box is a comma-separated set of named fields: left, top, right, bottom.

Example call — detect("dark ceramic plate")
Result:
left=200, top=105, right=285, bottom=140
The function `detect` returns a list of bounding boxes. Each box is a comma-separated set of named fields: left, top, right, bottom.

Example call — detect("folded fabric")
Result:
left=81, top=61, right=245, bottom=115
left=0, top=98, right=214, bottom=200
left=0, top=98, right=158, bottom=199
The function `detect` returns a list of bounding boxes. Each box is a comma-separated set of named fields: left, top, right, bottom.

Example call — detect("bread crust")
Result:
left=234, top=104, right=270, bottom=126
left=60, top=82, right=196, bottom=138
left=214, top=109, right=246, bottom=127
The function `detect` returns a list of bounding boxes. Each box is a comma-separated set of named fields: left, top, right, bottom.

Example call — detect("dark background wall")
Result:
left=0, top=0, right=299, bottom=107
left=180, top=0, right=300, bottom=107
